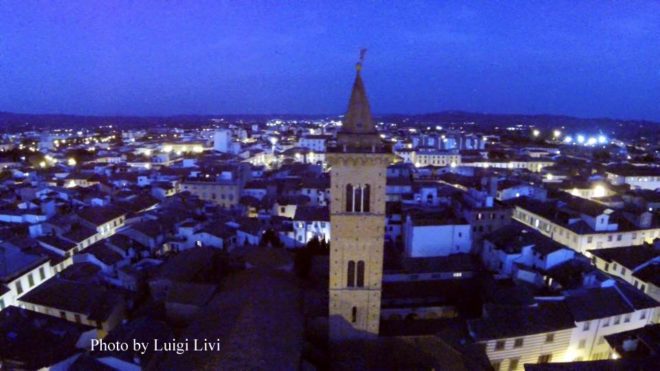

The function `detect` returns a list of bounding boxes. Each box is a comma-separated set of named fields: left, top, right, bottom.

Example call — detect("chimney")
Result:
left=489, top=177, right=498, bottom=197
left=622, top=337, right=639, bottom=352
left=638, top=211, right=652, bottom=229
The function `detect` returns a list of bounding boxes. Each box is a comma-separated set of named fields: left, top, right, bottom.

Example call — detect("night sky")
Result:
left=1, top=1, right=659, bottom=120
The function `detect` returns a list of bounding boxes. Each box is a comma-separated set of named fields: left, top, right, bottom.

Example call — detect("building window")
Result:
left=545, top=333, right=555, bottom=343
left=351, top=306, right=357, bottom=323
left=0, top=298, right=4, bottom=311
left=356, top=261, right=365, bottom=287
left=513, top=338, right=524, bottom=348
left=346, top=184, right=370, bottom=213
left=597, top=336, right=605, bottom=345
left=354, top=186, right=362, bottom=212
left=624, top=314, right=631, bottom=323
left=538, top=354, right=552, bottom=363
left=39, top=267, right=45, bottom=280
left=494, top=340, right=505, bottom=351
left=28, top=273, right=34, bottom=288
left=345, top=184, right=354, bottom=212
left=347, top=261, right=355, bottom=287
left=16, top=281, right=23, bottom=295
left=74, top=314, right=81, bottom=323
left=603, top=318, right=609, bottom=327
left=508, top=358, right=519, bottom=371
left=578, top=339, right=586, bottom=349
left=583, top=321, right=590, bottom=331
left=491, top=361, right=501, bottom=371
left=613, top=316, right=620, bottom=325
left=60, top=311, right=66, bottom=319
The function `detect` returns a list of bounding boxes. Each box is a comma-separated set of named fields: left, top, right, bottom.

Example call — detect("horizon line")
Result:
left=1, top=110, right=659, bottom=124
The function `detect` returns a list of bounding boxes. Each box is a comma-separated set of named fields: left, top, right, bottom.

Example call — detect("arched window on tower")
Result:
left=354, top=186, right=362, bottom=213
left=347, top=261, right=355, bottom=287
left=357, top=261, right=365, bottom=287
left=345, top=184, right=354, bottom=212
left=363, top=184, right=371, bottom=212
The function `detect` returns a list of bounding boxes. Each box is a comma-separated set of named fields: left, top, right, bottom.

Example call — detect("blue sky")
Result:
left=1, top=1, right=659, bottom=120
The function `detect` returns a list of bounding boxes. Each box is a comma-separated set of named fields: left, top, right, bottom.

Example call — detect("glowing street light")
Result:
left=532, top=129, right=540, bottom=137
left=564, top=136, right=573, bottom=143
left=577, top=135, right=585, bottom=144
left=68, top=158, right=77, bottom=166
left=598, top=135, right=607, bottom=144
left=553, top=130, right=561, bottom=138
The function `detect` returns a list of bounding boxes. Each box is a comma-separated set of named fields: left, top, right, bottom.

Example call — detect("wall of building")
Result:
left=483, top=328, right=573, bottom=371
left=404, top=224, right=471, bottom=257
left=0, top=261, right=53, bottom=311
left=567, top=308, right=654, bottom=361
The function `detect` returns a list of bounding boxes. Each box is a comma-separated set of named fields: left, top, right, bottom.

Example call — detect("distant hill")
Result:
left=0, top=110, right=658, bottom=137
left=379, top=111, right=659, bottom=131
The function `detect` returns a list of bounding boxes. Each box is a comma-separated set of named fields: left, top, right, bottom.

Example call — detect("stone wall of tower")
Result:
left=328, top=153, right=389, bottom=340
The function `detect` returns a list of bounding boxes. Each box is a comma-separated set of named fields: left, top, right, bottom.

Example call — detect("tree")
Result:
left=294, top=236, right=326, bottom=278
left=260, top=228, right=282, bottom=248
left=592, top=149, right=611, bottom=162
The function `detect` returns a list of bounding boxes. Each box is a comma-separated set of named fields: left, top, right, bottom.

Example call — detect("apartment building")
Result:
left=511, top=196, right=659, bottom=254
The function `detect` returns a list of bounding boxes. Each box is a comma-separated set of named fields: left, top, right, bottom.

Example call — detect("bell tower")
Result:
left=327, top=50, right=391, bottom=340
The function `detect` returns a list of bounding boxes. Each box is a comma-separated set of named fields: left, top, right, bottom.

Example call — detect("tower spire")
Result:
left=345, top=48, right=372, bottom=134
left=335, top=49, right=386, bottom=152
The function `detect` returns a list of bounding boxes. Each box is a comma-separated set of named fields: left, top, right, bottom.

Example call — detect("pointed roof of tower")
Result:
left=341, top=65, right=376, bottom=135
left=334, top=49, right=388, bottom=153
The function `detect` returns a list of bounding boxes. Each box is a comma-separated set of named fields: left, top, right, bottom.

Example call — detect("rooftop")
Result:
left=469, top=300, right=575, bottom=341
left=18, top=278, right=124, bottom=321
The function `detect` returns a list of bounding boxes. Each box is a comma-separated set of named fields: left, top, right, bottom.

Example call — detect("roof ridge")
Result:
left=612, top=281, right=635, bottom=310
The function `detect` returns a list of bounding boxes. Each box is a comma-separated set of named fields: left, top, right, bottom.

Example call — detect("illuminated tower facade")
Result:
left=327, top=53, right=391, bottom=340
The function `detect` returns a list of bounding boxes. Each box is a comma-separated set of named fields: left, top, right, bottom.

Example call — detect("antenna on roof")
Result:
left=356, top=48, right=367, bottom=72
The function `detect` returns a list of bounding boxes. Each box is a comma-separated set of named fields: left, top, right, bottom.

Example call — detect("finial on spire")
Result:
left=356, top=48, right=367, bottom=72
